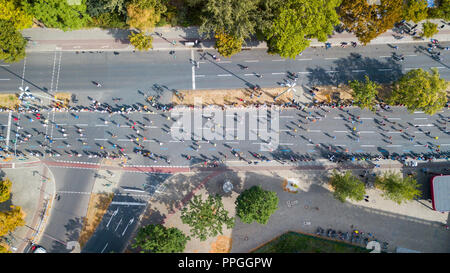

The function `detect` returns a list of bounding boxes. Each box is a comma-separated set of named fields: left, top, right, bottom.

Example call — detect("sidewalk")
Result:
left=22, top=19, right=450, bottom=52
left=0, top=160, right=56, bottom=253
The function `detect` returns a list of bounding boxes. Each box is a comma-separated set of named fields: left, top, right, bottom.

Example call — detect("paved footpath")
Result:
left=22, top=19, right=450, bottom=52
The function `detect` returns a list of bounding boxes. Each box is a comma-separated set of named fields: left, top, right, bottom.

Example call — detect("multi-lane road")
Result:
left=1, top=41, right=449, bottom=253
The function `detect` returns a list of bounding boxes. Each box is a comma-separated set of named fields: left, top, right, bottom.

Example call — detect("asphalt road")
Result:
left=0, top=42, right=449, bottom=106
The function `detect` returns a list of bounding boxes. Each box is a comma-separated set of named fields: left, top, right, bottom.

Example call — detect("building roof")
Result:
left=430, top=175, right=450, bottom=212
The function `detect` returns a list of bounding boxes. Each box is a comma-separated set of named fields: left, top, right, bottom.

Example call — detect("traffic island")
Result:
left=172, top=87, right=293, bottom=107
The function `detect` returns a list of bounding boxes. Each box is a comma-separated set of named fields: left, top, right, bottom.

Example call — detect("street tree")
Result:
left=427, top=0, right=450, bottom=21
left=329, top=171, right=366, bottom=203
left=389, top=68, right=448, bottom=115
left=349, top=75, right=380, bottom=112
left=375, top=171, right=422, bottom=204
left=126, top=0, right=166, bottom=31
left=214, top=31, right=243, bottom=57
left=86, top=0, right=129, bottom=17
left=0, top=206, right=25, bottom=237
left=264, top=0, right=341, bottom=58
left=0, top=0, right=33, bottom=30
left=198, top=0, right=258, bottom=42
left=181, top=194, right=234, bottom=241
left=129, top=31, right=153, bottom=50
left=235, top=185, right=279, bottom=225
left=403, top=0, right=428, bottom=23
left=0, top=178, right=12, bottom=203
left=132, top=224, right=189, bottom=253
left=0, top=19, right=27, bottom=63
left=21, top=0, right=91, bottom=31
left=339, top=0, right=403, bottom=45
left=421, top=21, right=439, bottom=38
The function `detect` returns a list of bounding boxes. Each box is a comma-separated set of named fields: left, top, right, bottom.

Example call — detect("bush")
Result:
left=329, top=171, right=366, bottom=202
left=88, top=12, right=128, bottom=29
left=421, top=21, right=439, bottom=38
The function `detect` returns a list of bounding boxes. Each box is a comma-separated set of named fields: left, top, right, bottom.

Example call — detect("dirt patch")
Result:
left=209, top=235, right=232, bottom=253
left=173, top=87, right=293, bottom=106
left=0, top=94, right=20, bottom=110
left=78, top=193, right=114, bottom=248
left=53, top=92, right=71, bottom=108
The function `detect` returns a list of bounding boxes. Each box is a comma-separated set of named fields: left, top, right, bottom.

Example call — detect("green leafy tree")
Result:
left=0, top=0, right=33, bottom=30
left=421, top=21, right=439, bottom=38
left=329, top=171, right=366, bottom=202
left=132, top=224, right=189, bottom=253
left=0, top=178, right=12, bottom=203
left=427, top=0, right=450, bottom=21
left=22, top=0, right=91, bottom=31
left=339, top=0, right=403, bottom=45
left=86, top=0, right=129, bottom=17
left=214, top=31, right=243, bottom=57
left=375, top=172, right=422, bottom=204
left=235, top=185, right=279, bottom=225
left=389, top=68, right=448, bottom=115
left=264, top=0, right=341, bottom=58
left=349, top=75, right=380, bottom=112
left=129, top=31, right=153, bottom=50
left=198, top=0, right=258, bottom=42
left=181, top=194, right=234, bottom=241
left=0, top=206, right=25, bottom=237
left=0, top=244, right=10, bottom=253
left=0, top=19, right=27, bottom=63
left=403, top=0, right=428, bottom=23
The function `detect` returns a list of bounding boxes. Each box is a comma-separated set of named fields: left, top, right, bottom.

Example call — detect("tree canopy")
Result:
left=389, top=68, right=448, bottom=115
left=181, top=194, right=234, bottom=241
left=129, top=31, right=153, bottom=50
left=133, top=224, right=188, bottom=253
left=422, top=21, right=439, bottom=38
left=403, top=0, right=428, bottom=23
left=235, top=185, right=279, bottom=225
left=375, top=172, right=422, bottom=204
left=126, top=0, right=166, bottom=31
left=198, top=0, right=258, bottom=41
left=214, top=31, right=243, bottom=57
left=264, top=0, right=341, bottom=58
left=349, top=75, right=380, bottom=112
left=0, top=178, right=12, bottom=203
left=329, top=171, right=366, bottom=202
left=0, top=0, right=33, bottom=30
left=22, top=0, right=91, bottom=31
left=0, top=206, right=25, bottom=237
left=0, top=19, right=28, bottom=63
left=339, top=0, right=403, bottom=45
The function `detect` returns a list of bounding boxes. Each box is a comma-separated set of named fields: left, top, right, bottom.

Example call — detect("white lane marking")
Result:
left=386, top=145, right=402, bottom=147
left=279, top=143, right=294, bottom=145
left=195, top=75, right=205, bottom=77
left=280, top=116, right=294, bottom=118
left=414, top=124, right=434, bottom=127
left=335, top=144, right=346, bottom=147
left=378, top=68, right=393, bottom=71
left=76, top=124, right=88, bottom=126
left=325, top=70, right=338, bottom=73
left=352, top=70, right=366, bottom=72
left=361, top=145, right=375, bottom=147
left=52, top=137, right=67, bottom=140
left=379, top=56, right=390, bottom=58
left=297, top=59, right=312, bottom=61
left=244, top=60, right=259, bottom=63
left=387, top=118, right=401, bottom=120
left=50, top=50, right=58, bottom=93
left=5, top=112, right=11, bottom=150
left=21, top=55, right=27, bottom=87
left=111, top=202, right=146, bottom=206
left=325, top=57, right=338, bottom=60
left=432, top=66, right=445, bottom=69
left=405, top=54, right=417, bottom=57
left=360, top=118, right=373, bottom=120
left=0, top=65, right=10, bottom=66
left=123, top=189, right=146, bottom=193
left=298, top=72, right=312, bottom=74
left=440, top=144, right=450, bottom=146
left=106, top=208, right=119, bottom=228
left=359, top=131, right=374, bottom=133
left=414, top=118, right=428, bottom=120
left=333, top=117, right=343, bottom=119
left=414, top=111, right=424, bottom=113
left=121, top=218, right=134, bottom=237
left=95, top=124, right=108, bottom=127
left=101, top=243, right=108, bottom=253
left=218, top=61, right=231, bottom=63
left=55, top=50, right=62, bottom=92
left=0, top=79, right=10, bottom=81
left=191, top=49, right=196, bottom=90
left=244, top=73, right=254, bottom=76
left=387, top=131, right=401, bottom=134
left=334, top=130, right=348, bottom=133
left=272, top=59, right=285, bottom=62
left=272, top=72, right=285, bottom=75
left=114, top=218, right=123, bottom=232
left=308, top=130, right=321, bottom=132
left=94, top=138, right=108, bottom=141
left=217, top=74, right=232, bottom=77
left=404, top=68, right=417, bottom=70
left=118, top=139, right=133, bottom=142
